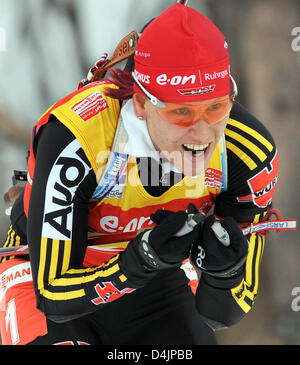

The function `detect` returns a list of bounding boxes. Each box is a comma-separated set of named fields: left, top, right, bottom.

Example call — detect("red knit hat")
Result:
left=133, top=3, right=230, bottom=103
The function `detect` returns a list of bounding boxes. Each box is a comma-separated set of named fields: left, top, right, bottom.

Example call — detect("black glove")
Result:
left=145, top=208, right=200, bottom=267
left=190, top=215, right=249, bottom=280
left=121, top=209, right=200, bottom=280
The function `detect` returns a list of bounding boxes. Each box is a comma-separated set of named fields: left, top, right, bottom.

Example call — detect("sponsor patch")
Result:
left=92, top=152, right=128, bottom=201
left=156, top=73, right=197, bottom=86
left=91, top=282, right=135, bottom=305
left=237, top=150, right=278, bottom=208
left=205, top=168, right=223, bottom=189
left=99, top=214, right=153, bottom=234
left=0, top=262, right=32, bottom=303
left=72, top=90, right=108, bottom=121
left=177, top=84, right=216, bottom=96
left=133, top=70, right=150, bottom=84
left=204, top=69, right=229, bottom=81
left=42, top=139, right=91, bottom=240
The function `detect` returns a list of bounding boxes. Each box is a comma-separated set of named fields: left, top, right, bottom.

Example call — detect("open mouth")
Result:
left=182, top=143, right=209, bottom=157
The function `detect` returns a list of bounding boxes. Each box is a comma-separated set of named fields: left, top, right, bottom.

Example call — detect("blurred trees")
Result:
left=208, top=0, right=300, bottom=344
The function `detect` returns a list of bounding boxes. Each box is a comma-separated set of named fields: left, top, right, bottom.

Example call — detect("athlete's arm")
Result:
left=0, top=191, right=28, bottom=264
left=195, top=102, right=278, bottom=329
left=27, top=116, right=143, bottom=322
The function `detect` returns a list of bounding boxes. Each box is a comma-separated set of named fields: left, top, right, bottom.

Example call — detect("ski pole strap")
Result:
left=241, top=219, right=297, bottom=236
left=240, top=205, right=296, bottom=236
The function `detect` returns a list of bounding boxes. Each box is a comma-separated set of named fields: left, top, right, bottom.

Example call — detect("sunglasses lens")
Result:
left=205, top=99, right=232, bottom=124
left=158, top=98, right=233, bottom=126
left=160, top=107, right=196, bottom=125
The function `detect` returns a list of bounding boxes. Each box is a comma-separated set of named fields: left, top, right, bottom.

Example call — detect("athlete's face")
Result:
left=133, top=93, right=229, bottom=176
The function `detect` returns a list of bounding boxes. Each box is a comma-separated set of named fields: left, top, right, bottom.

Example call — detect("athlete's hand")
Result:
left=120, top=209, right=199, bottom=279
left=190, top=215, right=249, bottom=279
left=144, top=209, right=200, bottom=268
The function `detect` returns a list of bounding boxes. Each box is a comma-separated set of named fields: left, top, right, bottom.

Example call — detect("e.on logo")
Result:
left=100, top=215, right=152, bottom=234
left=156, top=73, right=196, bottom=86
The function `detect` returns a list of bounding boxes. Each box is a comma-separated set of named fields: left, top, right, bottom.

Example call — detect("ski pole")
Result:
left=0, top=218, right=296, bottom=258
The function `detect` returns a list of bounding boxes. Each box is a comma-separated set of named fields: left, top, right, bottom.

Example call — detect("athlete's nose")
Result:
left=187, top=116, right=211, bottom=138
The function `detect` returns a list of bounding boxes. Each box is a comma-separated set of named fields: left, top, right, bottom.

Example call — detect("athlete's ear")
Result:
left=132, top=93, right=147, bottom=121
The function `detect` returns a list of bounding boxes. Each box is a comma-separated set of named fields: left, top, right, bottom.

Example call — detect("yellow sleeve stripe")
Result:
left=225, top=129, right=267, bottom=162
left=37, top=236, right=48, bottom=291
left=49, top=264, right=120, bottom=287
left=254, top=236, right=264, bottom=294
left=38, top=237, right=72, bottom=290
left=39, top=288, right=85, bottom=301
left=6, top=225, right=13, bottom=243
left=0, top=226, right=13, bottom=263
left=228, top=118, right=274, bottom=152
left=36, top=237, right=122, bottom=301
left=244, top=235, right=264, bottom=298
left=229, top=234, right=259, bottom=313
left=1, top=226, right=21, bottom=263
left=9, top=229, right=15, bottom=247
left=15, top=235, right=21, bottom=247
left=3, top=225, right=13, bottom=248
left=226, top=141, right=257, bottom=170
left=48, top=239, right=60, bottom=283
left=231, top=283, right=252, bottom=313
left=2, top=225, right=21, bottom=249
left=250, top=213, right=264, bottom=296
left=61, top=241, right=72, bottom=274
left=6, top=234, right=21, bottom=262
left=231, top=233, right=266, bottom=313
left=244, top=234, right=256, bottom=290
left=37, top=236, right=87, bottom=301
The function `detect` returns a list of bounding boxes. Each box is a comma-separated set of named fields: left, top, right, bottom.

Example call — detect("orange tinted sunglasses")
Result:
left=132, top=72, right=237, bottom=127
left=155, top=96, right=234, bottom=127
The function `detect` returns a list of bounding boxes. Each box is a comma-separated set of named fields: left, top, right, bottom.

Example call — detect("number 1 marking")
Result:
left=5, top=299, right=20, bottom=345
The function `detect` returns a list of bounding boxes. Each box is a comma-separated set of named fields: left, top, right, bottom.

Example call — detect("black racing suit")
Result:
left=0, top=101, right=278, bottom=345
